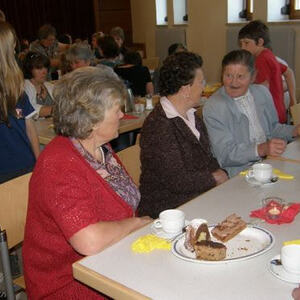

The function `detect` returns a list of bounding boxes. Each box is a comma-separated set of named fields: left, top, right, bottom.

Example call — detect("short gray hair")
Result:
left=53, top=66, right=126, bottom=139
left=66, top=43, right=93, bottom=63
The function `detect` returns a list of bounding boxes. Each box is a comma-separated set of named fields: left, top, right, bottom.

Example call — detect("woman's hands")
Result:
left=212, top=169, right=228, bottom=185
left=258, top=138, right=286, bottom=157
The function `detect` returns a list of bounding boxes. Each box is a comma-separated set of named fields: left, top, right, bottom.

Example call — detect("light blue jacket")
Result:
left=203, top=84, right=294, bottom=177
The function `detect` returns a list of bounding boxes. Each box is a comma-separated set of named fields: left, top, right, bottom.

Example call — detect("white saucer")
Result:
left=150, top=220, right=189, bottom=240
left=245, top=173, right=278, bottom=187
left=268, top=255, right=300, bottom=284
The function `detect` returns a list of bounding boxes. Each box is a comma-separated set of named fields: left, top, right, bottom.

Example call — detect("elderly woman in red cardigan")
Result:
left=23, top=66, right=152, bottom=299
left=138, top=52, right=228, bottom=218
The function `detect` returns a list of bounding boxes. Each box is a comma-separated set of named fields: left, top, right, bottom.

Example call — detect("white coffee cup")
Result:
left=153, top=209, right=185, bottom=234
left=249, top=163, right=273, bottom=183
left=281, top=244, right=300, bottom=274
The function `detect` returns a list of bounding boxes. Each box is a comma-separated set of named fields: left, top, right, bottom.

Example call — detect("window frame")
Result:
left=246, top=0, right=253, bottom=21
left=290, top=0, right=300, bottom=19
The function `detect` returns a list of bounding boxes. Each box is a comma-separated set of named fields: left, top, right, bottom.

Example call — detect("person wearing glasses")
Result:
left=203, top=50, right=300, bottom=178
left=23, top=51, right=54, bottom=117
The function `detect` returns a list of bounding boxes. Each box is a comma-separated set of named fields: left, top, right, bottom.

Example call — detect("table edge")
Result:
left=72, top=261, right=150, bottom=300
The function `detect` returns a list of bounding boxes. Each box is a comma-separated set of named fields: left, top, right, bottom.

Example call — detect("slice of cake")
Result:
left=194, top=240, right=227, bottom=261
left=184, top=222, right=210, bottom=252
left=211, top=214, right=247, bottom=242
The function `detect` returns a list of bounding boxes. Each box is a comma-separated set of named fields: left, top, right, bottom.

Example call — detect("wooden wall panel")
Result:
left=94, top=0, right=132, bottom=44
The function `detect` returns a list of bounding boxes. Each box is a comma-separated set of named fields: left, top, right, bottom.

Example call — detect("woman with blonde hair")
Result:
left=0, top=22, right=40, bottom=183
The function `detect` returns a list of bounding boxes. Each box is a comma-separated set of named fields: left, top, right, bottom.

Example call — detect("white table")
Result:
left=282, top=138, right=300, bottom=161
left=268, top=138, right=300, bottom=164
left=73, top=159, right=300, bottom=300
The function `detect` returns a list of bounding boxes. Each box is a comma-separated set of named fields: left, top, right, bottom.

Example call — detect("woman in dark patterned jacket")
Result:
left=138, top=52, right=228, bottom=218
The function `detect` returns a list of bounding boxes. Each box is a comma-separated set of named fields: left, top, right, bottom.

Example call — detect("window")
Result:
left=227, top=0, right=253, bottom=23
left=173, top=0, right=188, bottom=25
left=268, top=0, right=300, bottom=21
left=267, top=0, right=289, bottom=21
left=155, top=0, right=168, bottom=25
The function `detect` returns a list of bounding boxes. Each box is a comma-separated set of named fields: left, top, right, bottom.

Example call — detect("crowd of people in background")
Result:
left=1, top=8, right=300, bottom=299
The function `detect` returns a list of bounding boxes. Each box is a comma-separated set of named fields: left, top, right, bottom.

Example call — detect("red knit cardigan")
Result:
left=23, top=136, right=134, bottom=299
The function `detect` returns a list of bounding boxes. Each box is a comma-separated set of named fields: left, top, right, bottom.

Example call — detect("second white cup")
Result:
left=153, top=209, right=185, bottom=234
left=249, top=163, right=273, bottom=183
left=281, top=244, right=300, bottom=274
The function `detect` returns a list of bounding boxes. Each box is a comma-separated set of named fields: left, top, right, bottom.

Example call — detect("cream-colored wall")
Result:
left=187, top=0, right=227, bottom=83
left=130, top=0, right=156, bottom=58
left=131, top=0, right=300, bottom=100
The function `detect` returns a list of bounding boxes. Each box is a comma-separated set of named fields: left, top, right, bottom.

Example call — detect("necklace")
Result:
left=75, top=138, right=105, bottom=164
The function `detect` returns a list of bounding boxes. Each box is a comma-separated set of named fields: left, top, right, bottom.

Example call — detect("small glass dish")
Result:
left=262, top=197, right=285, bottom=220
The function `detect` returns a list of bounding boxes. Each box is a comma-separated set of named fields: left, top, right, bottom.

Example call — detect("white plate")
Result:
left=172, top=225, right=274, bottom=264
left=245, top=173, right=278, bottom=187
left=269, top=255, right=300, bottom=284
left=151, top=220, right=189, bottom=240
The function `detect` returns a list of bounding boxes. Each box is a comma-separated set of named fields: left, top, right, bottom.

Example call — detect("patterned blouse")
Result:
left=70, top=138, right=140, bottom=211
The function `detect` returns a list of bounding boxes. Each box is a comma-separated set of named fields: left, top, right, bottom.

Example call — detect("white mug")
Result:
left=249, top=163, right=273, bottom=183
left=153, top=209, right=185, bottom=234
left=281, top=244, right=300, bottom=274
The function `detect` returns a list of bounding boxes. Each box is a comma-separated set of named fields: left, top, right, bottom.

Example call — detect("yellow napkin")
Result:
left=131, top=234, right=171, bottom=253
left=283, top=239, right=300, bottom=246
left=240, top=168, right=294, bottom=180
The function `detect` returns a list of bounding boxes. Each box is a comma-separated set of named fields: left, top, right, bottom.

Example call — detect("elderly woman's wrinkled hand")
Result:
left=258, top=138, right=286, bottom=157
left=212, top=169, right=228, bottom=185
left=292, top=284, right=300, bottom=300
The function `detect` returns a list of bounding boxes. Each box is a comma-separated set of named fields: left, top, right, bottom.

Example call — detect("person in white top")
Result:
left=23, top=51, right=54, bottom=117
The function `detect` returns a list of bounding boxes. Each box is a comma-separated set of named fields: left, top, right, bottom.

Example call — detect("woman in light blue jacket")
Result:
left=203, top=50, right=300, bottom=177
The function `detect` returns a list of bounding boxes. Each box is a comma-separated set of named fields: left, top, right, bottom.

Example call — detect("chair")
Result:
left=290, top=102, right=300, bottom=126
left=117, top=144, right=141, bottom=186
left=0, top=172, right=31, bottom=299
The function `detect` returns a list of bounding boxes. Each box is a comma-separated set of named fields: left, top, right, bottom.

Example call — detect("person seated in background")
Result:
left=203, top=50, right=300, bottom=178
left=110, top=26, right=128, bottom=62
left=66, top=43, right=93, bottom=70
left=153, top=42, right=187, bottom=94
left=97, top=35, right=121, bottom=68
left=57, top=33, right=72, bottom=53
left=0, top=22, right=40, bottom=183
left=91, top=31, right=104, bottom=61
left=23, top=66, right=152, bottom=299
left=18, top=38, right=30, bottom=62
left=114, top=51, right=154, bottom=97
left=23, top=51, right=54, bottom=117
left=238, top=20, right=295, bottom=124
left=167, top=43, right=187, bottom=56
left=138, top=52, right=228, bottom=218
left=29, top=24, right=60, bottom=79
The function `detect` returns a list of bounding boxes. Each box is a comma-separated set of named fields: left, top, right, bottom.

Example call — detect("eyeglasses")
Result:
left=223, top=73, right=251, bottom=81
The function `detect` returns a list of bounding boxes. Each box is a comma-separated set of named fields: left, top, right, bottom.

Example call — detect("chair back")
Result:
left=290, top=103, right=300, bottom=126
left=117, top=145, right=141, bottom=186
left=0, top=173, right=31, bottom=249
